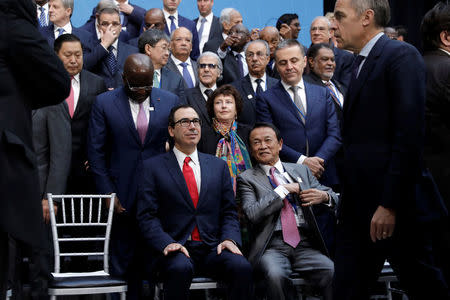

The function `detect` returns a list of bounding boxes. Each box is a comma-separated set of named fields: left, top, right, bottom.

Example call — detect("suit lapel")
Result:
left=164, top=151, right=195, bottom=208
left=192, top=87, right=210, bottom=126
left=242, top=75, right=256, bottom=105
left=304, top=82, right=315, bottom=123
left=252, top=165, right=273, bottom=190
left=197, top=153, right=208, bottom=208
left=274, top=82, right=305, bottom=126
left=283, top=163, right=308, bottom=191
left=143, top=91, right=161, bottom=145
left=113, top=89, right=141, bottom=144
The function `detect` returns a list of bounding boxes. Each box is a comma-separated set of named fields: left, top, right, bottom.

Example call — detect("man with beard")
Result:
left=88, top=53, right=181, bottom=299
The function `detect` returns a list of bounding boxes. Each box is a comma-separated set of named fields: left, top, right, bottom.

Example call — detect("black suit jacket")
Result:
left=219, top=51, right=246, bottom=86
left=203, top=36, right=224, bottom=54
left=231, top=74, right=278, bottom=126
left=332, top=46, right=354, bottom=89
left=198, top=122, right=252, bottom=156
left=160, top=67, right=187, bottom=103
left=193, top=15, right=222, bottom=52
left=0, top=0, right=70, bottom=246
left=185, top=86, right=211, bottom=128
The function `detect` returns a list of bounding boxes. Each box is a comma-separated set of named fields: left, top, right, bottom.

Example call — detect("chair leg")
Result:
left=50, top=296, right=56, bottom=300
left=120, top=291, right=126, bottom=300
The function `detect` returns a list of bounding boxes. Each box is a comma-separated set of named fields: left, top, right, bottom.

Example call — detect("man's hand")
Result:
left=299, top=189, right=329, bottom=207
left=370, top=206, right=396, bottom=242
left=220, top=35, right=240, bottom=51
left=217, top=240, right=242, bottom=255
left=250, top=28, right=260, bottom=41
left=118, top=2, right=134, bottom=15
left=303, top=157, right=325, bottom=178
left=106, top=196, right=126, bottom=214
left=42, top=199, right=58, bottom=224
left=163, top=243, right=190, bottom=257
left=279, top=23, right=292, bottom=39
left=282, top=183, right=300, bottom=195
left=100, top=24, right=119, bottom=49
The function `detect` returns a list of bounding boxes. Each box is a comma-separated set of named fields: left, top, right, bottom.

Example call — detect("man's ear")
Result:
left=440, top=30, right=450, bottom=48
left=361, top=9, right=374, bottom=27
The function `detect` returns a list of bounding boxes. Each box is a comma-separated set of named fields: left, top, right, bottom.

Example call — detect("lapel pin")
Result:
left=247, top=94, right=253, bottom=99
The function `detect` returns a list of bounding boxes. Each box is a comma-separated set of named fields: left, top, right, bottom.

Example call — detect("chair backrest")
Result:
left=47, top=193, right=116, bottom=274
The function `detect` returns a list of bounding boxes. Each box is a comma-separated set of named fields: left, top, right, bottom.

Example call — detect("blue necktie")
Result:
left=236, top=53, right=244, bottom=78
left=57, top=28, right=65, bottom=37
left=106, top=46, right=118, bottom=75
left=180, top=62, right=194, bottom=88
left=169, top=15, right=176, bottom=34
left=197, top=18, right=207, bottom=41
left=38, top=6, right=46, bottom=27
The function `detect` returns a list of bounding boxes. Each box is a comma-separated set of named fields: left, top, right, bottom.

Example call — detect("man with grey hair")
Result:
left=185, top=51, right=222, bottom=127
left=333, top=0, right=449, bottom=298
left=231, top=40, right=278, bottom=126
left=203, top=7, right=243, bottom=54
left=139, top=28, right=186, bottom=102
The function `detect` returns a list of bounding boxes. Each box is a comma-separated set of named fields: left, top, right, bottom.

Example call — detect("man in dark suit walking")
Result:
left=232, top=40, right=278, bottom=127
left=333, top=0, right=449, bottom=298
left=88, top=54, right=181, bottom=299
left=0, top=0, right=71, bottom=296
left=194, top=0, right=222, bottom=53
left=137, top=104, right=253, bottom=300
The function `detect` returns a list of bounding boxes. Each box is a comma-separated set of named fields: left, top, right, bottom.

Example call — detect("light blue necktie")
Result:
left=197, top=18, right=207, bottom=41
left=38, top=6, right=46, bottom=27
left=169, top=15, right=176, bottom=34
left=180, top=62, right=194, bottom=88
left=57, top=28, right=65, bottom=37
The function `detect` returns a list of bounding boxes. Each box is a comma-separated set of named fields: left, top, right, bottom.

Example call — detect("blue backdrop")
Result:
left=71, top=0, right=323, bottom=47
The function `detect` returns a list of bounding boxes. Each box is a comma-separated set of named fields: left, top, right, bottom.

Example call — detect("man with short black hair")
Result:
left=276, top=13, right=301, bottom=40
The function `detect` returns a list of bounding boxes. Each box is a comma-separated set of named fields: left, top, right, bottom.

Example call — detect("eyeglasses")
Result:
left=310, top=26, right=328, bottom=32
left=125, top=78, right=152, bottom=92
left=199, top=63, right=218, bottom=69
left=246, top=51, right=268, bottom=58
left=99, top=21, right=121, bottom=27
left=173, top=118, right=202, bottom=127
left=152, top=44, right=170, bottom=52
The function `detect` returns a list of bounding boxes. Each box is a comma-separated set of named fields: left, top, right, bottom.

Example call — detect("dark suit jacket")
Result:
left=197, top=122, right=252, bottom=156
left=256, top=81, right=342, bottom=186
left=66, top=70, right=107, bottom=194
left=160, top=67, right=187, bottom=103
left=193, top=15, right=222, bottom=52
left=81, top=4, right=145, bottom=39
left=341, top=34, right=440, bottom=226
left=266, top=58, right=280, bottom=79
left=185, top=86, right=211, bottom=127
left=165, top=56, right=199, bottom=89
left=0, top=0, right=70, bottom=246
left=219, top=51, right=247, bottom=86
left=203, top=36, right=224, bottom=54
left=237, top=162, right=336, bottom=265
left=137, top=151, right=242, bottom=253
left=164, top=14, right=200, bottom=61
left=88, top=40, right=138, bottom=89
left=32, top=103, right=72, bottom=198
left=79, top=20, right=131, bottom=42
left=332, top=46, right=354, bottom=89
left=231, top=74, right=278, bottom=126
left=88, top=87, right=181, bottom=212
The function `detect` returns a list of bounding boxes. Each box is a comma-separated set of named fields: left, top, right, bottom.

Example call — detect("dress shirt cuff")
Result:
left=323, top=192, right=333, bottom=207
left=274, top=185, right=289, bottom=200
left=297, top=155, right=307, bottom=164
left=217, top=47, right=227, bottom=59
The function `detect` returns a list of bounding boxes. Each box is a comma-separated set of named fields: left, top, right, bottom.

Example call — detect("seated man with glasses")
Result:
left=88, top=53, right=181, bottom=299
left=137, top=104, right=254, bottom=300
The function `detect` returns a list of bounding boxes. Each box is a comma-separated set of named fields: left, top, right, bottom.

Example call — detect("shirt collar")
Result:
left=128, top=97, right=150, bottom=109
left=359, top=32, right=384, bottom=57
left=171, top=55, right=190, bottom=65
left=173, top=146, right=199, bottom=166
left=111, top=39, right=119, bottom=50
left=37, top=2, right=49, bottom=10
left=55, top=22, right=72, bottom=34
left=249, top=73, right=267, bottom=84
left=259, top=159, right=284, bottom=176
left=72, top=73, right=80, bottom=82
left=281, top=78, right=305, bottom=92
left=199, top=82, right=217, bottom=95
left=163, top=10, right=179, bottom=21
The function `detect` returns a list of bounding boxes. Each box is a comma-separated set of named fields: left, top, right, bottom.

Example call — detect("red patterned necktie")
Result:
left=183, top=157, right=201, bottom=241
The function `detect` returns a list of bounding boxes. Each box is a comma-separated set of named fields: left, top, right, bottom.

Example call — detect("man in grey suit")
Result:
left=237, top=122, right=335, bottom=300
left=166, top=27, right=199, bottom=89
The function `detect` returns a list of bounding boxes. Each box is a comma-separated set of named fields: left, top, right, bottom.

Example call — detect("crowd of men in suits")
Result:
left=1, top=0, right=450, bottom=299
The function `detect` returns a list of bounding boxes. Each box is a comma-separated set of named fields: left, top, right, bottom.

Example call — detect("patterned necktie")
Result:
left=183, top=157, right=201, bottom=241
left=351, top=55, right=365, bottom=79
left=106, top=45, right=118, bottom=75
left=66, top=77, right=75, bottom=118
left=197, top=17, right=207, bottom=42
left=38, top=6, right=46, bottom=27
left=270, top=167, right=300, bottom=248
left=57, top=28, right=65, bottom=37
left=235, top=53, right=244, bottom=77
left=153, top=71, right=160, bottom=88
left=255, top=78, right=264, bottom=95
left=289, top=86, right=306, bottom=124
left=136, top=103, right=148, bottom=144
left=204, top=88, right=213, bottom=99
left=325, top=81, right=342, bottom=107
left=169, top=15, right=176, bottom=34
left=180, top=62, right=194, bottom=88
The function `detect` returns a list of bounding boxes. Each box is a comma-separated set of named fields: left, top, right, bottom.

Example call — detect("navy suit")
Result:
left=193, top=15, right=222, bottom=52
left=332, top=46, right=354, bottom=89
left=137, top=151, right=253, bottom=300
left=88, top=87, right=180, bottom=298
left=185, top=86, right=211, bottom=127
left=231, top=74, right=278, bottom=126
left=203, top=35, right=224, bottom=54
left=165, top=56, right=199, bottom=89
left=219, top=51, right=246, bottom=86
left=164, top=14, right=200, bottom=60
left=334, top=34, right=449, bottom=299
left=160, top=67, right=187, bottom=103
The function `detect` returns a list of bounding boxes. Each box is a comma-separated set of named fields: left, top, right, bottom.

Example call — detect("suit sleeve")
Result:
left=83, top=41, right=109, bottom=71
left=190, top=24, right=200, bottom=61
left=176, top=77, right=187, bottom=104
left=128, top=4, right=145, bottom=27
left=302, top=166, right=339, bottom=208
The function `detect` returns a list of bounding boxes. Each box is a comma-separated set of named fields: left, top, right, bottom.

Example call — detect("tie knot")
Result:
left=324, top=81, right=332, bottom=87
left=108, top=45, right=114, bottom=52
left=184, top=156, right=191, bottom=164
left=236, top=53, right=242, bottom=59
left=39, top=6, right=45, bottom=12
left=204, top=89, right=213, bottom=97
left=255, top=78, right=263, bottom=84
left=290, top=86, right=299, bottom=93
left=58, top=28, right=65, bottom=35
left=270, top=166, right=277, bottom=177
left=169, top=15, right=175, bottom=20
left=180, top=62, right=188, bottom=68
left=201, top=17, right=207, bottom=23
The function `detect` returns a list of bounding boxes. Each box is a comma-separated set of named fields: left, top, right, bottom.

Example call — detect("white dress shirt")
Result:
left=171, top=56, right=197, bottom=87
left=128, top=97, right=150, bottom=127
left=173, top=146, right=201, bottom=192
left=71, top=74, right=81, bottom=111
left=356, top=32, right=384, bottom=77
left=53, top=22, right=73, bottom=39
left=249, top=73, right=268, bottom=94
left=199, top=82, right=217, bottom=101
left=196, top=13, right=214, bottom=53
left=37, top=3, right=49, bottom=26
left=163, top=10, right=179, bottom=32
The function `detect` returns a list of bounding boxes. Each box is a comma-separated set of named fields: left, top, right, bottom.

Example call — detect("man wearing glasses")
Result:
left=88, top=53, right=181, bottom=299
left=137, top=104, right=253, bottom=300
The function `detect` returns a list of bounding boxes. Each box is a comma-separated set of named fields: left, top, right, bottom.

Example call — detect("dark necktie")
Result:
left=255, top=78, right=264, bottom=95
left=169, top=15, right=176, bottom=34
left=38, top=6, right=46, bottom=27
left=235, top=53, right=244, bottom=78
left=198, top=17, right=207, bottom=42
left=351, top=55, right=365, bottom=79
left=180, top=62, right=194, bottom=88
left=183, top=157, right=201, bottom=241
left=270, top=167, right=300, bottom=248
left=106, top=46, right=118, bottom=75
left=204, top=88, right=213, bottom=99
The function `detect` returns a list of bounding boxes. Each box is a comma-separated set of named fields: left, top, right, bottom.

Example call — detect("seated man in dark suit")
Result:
left=203, top=7, right=242, bottom=54
left=185, top=51, right=222, bottom=127
left=237, top=122, right=335, bottom=300
left=127, top=8, right=166, bottom=47
left=162, top=0, right=200, bottom=60
left=259, top=26, right=281, bottom=79
left=232, top=39, right=278, bottom=126
left=138, top=28, right=186, bottom=102
left=137, top=104, right=253, bottom=300
left=87, top=6, right=138, bottom=89
left=194, top=0, right=222, bottom=54
left=309, top=16, right=353, bottom=88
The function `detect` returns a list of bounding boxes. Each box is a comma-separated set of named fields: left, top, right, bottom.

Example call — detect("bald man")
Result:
left=259, top=26, right=281, bottom=78
left=128, top=8, right=167, bottom=47
left=88, top=53, right=181, bottom=299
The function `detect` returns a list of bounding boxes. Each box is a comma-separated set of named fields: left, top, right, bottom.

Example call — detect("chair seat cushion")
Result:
left=50, top=275, right=126, bottom=289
